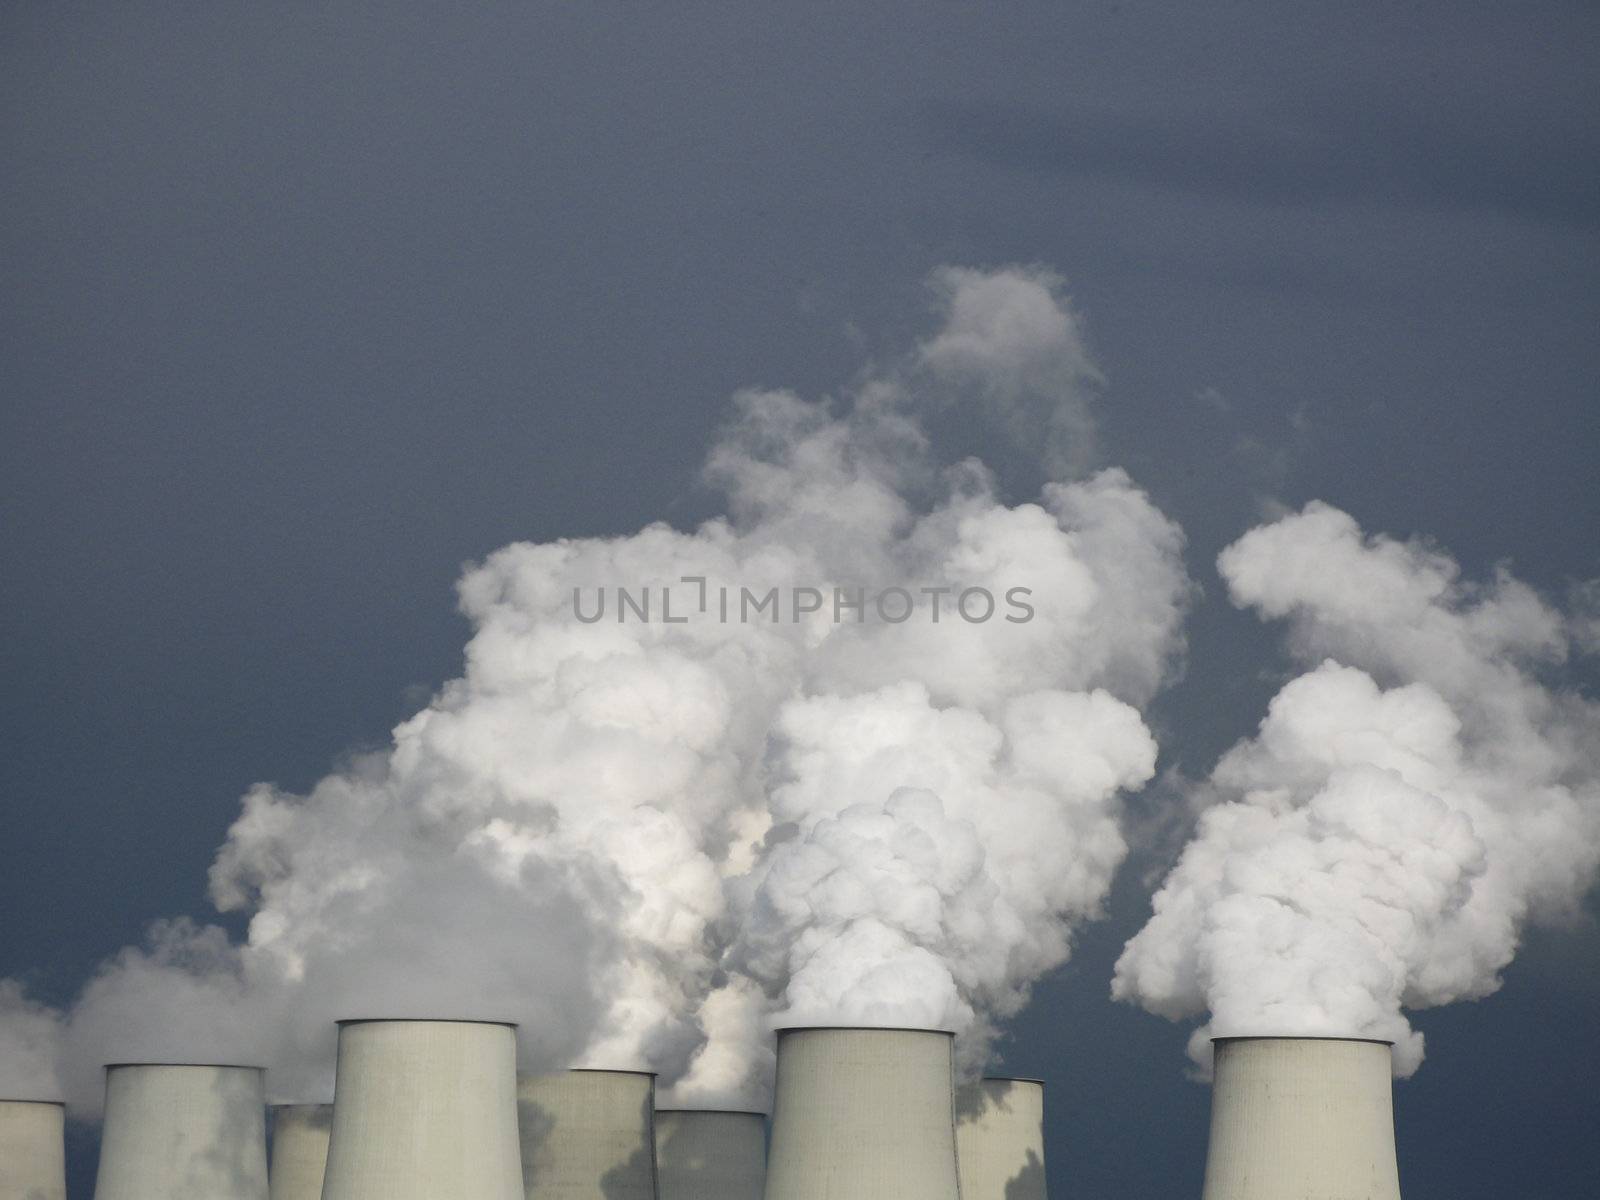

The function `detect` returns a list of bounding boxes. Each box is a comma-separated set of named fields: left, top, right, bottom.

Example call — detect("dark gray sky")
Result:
left=3, top=3, right=1596, bottom=1195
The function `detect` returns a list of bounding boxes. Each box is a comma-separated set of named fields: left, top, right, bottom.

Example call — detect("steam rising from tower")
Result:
left=9, top=266, right=1190, bottom=1109
left=1116, top=504, right=1600, bottom=1071
left=0, top=982, right=62, bottom=1111
left=0, top=260, right=1590, bottom=1161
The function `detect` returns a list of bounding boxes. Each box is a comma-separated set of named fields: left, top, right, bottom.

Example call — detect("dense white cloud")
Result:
left=3, top=265, right=1193, bottom=1111
left=1115, top=503, right=1600, bottom=1074
left=715, top=683, right=1158, bottom=1085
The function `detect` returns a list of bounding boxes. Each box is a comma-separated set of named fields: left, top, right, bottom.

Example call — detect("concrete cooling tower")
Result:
left=518, top=1068, right=658, bottom=1200
left=1201, top=1036, right=1402, bottom=1200
left=955, top=1077, right=1047, bottom=1200
left=0, top=1099, right=67, bottom=1200
left=319, top=1019, right=523, bottom=1200
left=654, top=1109, right=766, bottom=1200
left=763, top=1026, right=961, bottom=1200
left=267, top=1104, right=332, bottom=1200
left=92, top=1063, right=269, bottom=1200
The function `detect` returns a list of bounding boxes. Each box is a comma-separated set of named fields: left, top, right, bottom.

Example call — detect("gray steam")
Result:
left=0, top=981, right=63, bottom=1099
left=0, top=266, right=1191, bottom=1110
left=1114, top=502, right=1600, bottom=1073
left=5, top=276, right=1591, bottom=1113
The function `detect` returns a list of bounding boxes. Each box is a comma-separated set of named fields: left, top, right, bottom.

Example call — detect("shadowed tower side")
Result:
left=519, top=1068, right=657, bottom=1200
left=92, top=1064, right=269, bottom=1200
left=0, top=1099, right=67, bottom=1200
left=268, top=1103, right=332, bottom=1200
left=955, top=1077, right=1047, bottom=1200
left=655, top=1109, right=765, bottom=1200
left=1201, top=1037, right=1402, bottom=1200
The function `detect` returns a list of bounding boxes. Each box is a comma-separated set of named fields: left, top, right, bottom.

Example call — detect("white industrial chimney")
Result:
left=763, top=1026, right=961, bottom=1200
left=267, top=1103, right=332, bottom=1200
left=518, top=1068, right=657, bottom=1200
left=1201, top=1036, right=1402, bottom=1200
left=955, top=1076, right=1047, bottom=1200
left=0, top=1099, right=67, bottom=1200
left=319, top=1019, right=524, bottom=1200
left=654, top=1109, right=766, bottom=1200
left=92, top=1063, right=269, bottom=1200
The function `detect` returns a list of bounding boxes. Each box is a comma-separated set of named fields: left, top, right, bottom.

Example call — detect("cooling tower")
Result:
left=267, top=1104, right=331, bottom=1200
left=655, top=1109, right=766, bottom=1200
left=319, top=1019, right=523, bottom=1200
left=763, top=1026, right=961, bottom=1200
left=1201, top=1036, right=1402, bottom=1200
left=518, top=1068, right=657, bottom=1200
left=0, top=1099, right=67, bottom=1200
left=955, top=1077, right=1047, bottom=1200
left=92, top=1063, right=269, bottom=1200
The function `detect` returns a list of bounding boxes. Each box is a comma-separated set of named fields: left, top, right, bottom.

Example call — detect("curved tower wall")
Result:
left=518, top=1069, right=657, bottom=1200
left=92, top=1064, right=269, bottom=1200
left=320, top=1019, right=524, bottom=1200
left=763, top=1026, right=961, bottom=1200
left=1201, top=1037, right=1402, bottom=1200
left=654, top=1109, right=766, bottom=1200
left=0, top=1099, right=67, bottom=1200
left=267, top=1103, right=332, bottom=1200
left=954, top=1077, right=1047, bottom=1200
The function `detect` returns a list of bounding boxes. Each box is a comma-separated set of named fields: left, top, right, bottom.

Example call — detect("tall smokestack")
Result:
left=268, top=1104, right=332, bottom=1200
left=655, top=1109, right=766, bottom=1200
left=518, top=1068, right=657, bottom=1199
left=92, top=1064, right=268, bottom=1200
left=0, top=1099, right=67, bottom=1200
left=763, top=1027, right=961, bottom=1200
left=955, top=1077, right=1047, bottom=1200
left=1202, top=1037, right=1402, bottom=1200
left=320, top=1019, right=523, bottom=1200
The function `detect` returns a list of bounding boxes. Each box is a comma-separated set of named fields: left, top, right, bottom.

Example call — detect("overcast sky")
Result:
left=3, top=3, right=1596, bottom=1196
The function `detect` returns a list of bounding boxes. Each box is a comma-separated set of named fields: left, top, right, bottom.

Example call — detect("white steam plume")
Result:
left=0, top=981, right=62, bottom=1099
left=6, top=266, right=1192, bottom=1111
left=1114, top=502, right=1600, bottom=1074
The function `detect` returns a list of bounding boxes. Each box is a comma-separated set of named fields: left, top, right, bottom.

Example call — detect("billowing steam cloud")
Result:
left=1115, top=502, right=1600, bottom=1074
left=690, top=450, right=1186, bottom=1091
left=0, top=266, right=1192, bottom=1110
